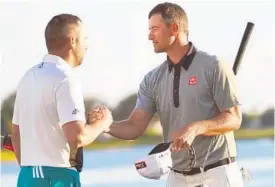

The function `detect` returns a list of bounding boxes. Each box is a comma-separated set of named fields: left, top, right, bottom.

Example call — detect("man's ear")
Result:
left=67, top=36, right=76, bottom=50
left=172, top=23, right=179, bottom=36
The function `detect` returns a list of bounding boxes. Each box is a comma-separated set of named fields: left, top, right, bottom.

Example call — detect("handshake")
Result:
left=87, top=106, right=113, bottom=133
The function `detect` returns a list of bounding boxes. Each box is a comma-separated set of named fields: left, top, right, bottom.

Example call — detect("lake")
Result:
left=1, top=139, right=274, bottom=187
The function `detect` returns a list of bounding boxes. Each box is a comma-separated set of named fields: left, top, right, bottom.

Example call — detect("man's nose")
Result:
left=148, top=32, right=154, bottom=41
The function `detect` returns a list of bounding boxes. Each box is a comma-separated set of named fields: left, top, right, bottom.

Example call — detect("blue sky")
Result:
left=0, top=0, right=274, bottom=113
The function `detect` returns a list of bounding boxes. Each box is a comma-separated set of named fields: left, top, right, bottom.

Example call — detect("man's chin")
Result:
left=77, top=58, right=84, bottom=66
left=154, top=49, right=164, bottom=53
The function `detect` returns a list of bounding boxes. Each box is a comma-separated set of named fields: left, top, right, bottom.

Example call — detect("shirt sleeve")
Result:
left=208, top=58, right=241, bottom=112
left=56, top=78, right=86, bottom=126
left=134, top=73, right=156, bottom=114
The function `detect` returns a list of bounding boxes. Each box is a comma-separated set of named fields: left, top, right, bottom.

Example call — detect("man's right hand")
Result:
left=88, top=106, right=113, bottom=132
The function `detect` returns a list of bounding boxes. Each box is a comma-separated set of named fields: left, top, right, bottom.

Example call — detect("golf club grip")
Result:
left=233, top=22, right=254, bottom=75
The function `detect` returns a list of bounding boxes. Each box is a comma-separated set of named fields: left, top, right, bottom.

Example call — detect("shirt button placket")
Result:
left=173, top=64, right=181, bottom=108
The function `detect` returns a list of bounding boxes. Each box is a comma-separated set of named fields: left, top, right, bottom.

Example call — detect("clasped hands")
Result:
left=87, top=106, right=113, bottom=133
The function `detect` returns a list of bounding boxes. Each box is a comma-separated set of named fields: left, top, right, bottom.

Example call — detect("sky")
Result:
left=0, top=0, right=274, bottom=113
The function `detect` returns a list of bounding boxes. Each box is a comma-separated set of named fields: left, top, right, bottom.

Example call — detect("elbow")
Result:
left=225, top=106, right=242, bottom=131
left=131, top=133, right=142, bottom=140
left=234, top=105, right=242, bottom=130
left=232, top=115, right=242, bottom=131
left=132, top=128, right=147, bottom=140
left=124, top=128, right=143, bottom=141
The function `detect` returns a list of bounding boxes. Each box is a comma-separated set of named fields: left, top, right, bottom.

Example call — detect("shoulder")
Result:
left=55, top=68, right=82, bottom=92
left=20, top=63, right=80, bottom=91
left=142, top=61, right=167, bottom=83
left=195, top=49, right=231, bottom=72
left=16, top=64, right=40, bottom=87
left=51, top=63, right=77, bottom=81
left=43, top=63, right=81, bottom=89
left=195, top=50, right=218, bottom=68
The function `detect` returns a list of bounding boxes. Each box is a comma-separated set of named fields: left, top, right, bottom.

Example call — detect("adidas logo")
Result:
left=72, top=109, right=80, bottom=115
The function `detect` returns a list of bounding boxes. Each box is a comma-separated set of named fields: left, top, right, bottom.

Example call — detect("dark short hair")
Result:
left=45, top=14, right=82, bottom=50
left=148, top=2, right=188, bottom=33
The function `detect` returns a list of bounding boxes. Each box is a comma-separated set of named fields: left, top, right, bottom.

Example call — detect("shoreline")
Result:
left=1, top=128, right=273, bottom=162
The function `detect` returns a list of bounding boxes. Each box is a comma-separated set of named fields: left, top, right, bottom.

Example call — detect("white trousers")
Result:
left=166, top=162, right=244, bottom=187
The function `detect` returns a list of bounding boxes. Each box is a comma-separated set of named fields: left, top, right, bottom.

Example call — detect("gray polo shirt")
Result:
left=135, top=43, right=240, bottom=169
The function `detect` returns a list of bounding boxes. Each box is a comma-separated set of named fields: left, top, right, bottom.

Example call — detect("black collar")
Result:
left=167, top=42, right=197, bottom=73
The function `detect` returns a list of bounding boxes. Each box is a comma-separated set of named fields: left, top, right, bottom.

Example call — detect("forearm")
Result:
left=108, top=120, right=144, bottom=140
left=11, top=133, right=21, bottom=166
left=195, top=111, right=241, bottom=136
left=78, top=122, right=105, bottom=147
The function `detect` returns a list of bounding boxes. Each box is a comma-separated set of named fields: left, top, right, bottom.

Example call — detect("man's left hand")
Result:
left=171, top=123, right=201, bottom=152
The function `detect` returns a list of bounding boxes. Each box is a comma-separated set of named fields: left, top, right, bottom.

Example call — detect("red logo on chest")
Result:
left=188, top=76, right=197, bottom=85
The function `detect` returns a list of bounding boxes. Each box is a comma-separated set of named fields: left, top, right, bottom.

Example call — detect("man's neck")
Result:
left=48, top=51, right=76, bottom=67
left=166, top=41, right=190, bottom=65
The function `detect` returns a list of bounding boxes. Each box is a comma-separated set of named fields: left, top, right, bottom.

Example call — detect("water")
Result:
left=1, top=139, right=274, bottom=187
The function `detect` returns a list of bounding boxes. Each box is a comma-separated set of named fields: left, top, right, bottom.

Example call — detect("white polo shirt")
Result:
left=12, top=54, right=86, bottom=167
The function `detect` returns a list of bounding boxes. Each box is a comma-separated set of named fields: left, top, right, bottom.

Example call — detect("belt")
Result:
left=171, top=157, right=235, bottom=176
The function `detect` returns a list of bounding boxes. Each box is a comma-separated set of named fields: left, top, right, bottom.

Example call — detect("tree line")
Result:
left=1, top=92, right=274, bottom=135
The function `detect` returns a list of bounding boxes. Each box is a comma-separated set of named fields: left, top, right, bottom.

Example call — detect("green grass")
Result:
left=1, top=128, right=273, bottom=162
left=234, top=128, right=274, bottom=139
left=85, top=135, right=162, bottom=149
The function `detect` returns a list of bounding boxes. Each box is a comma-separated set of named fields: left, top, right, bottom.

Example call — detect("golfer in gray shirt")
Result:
left=90, top=2, right=244, bottom=187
